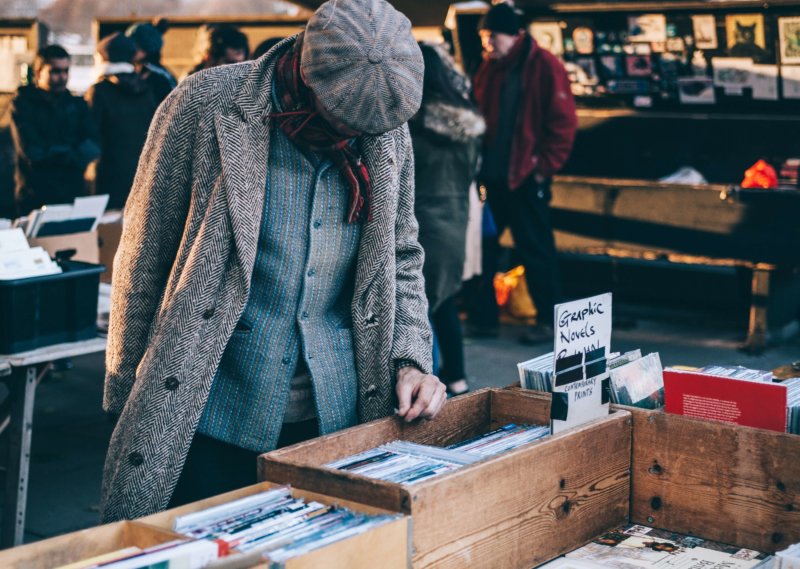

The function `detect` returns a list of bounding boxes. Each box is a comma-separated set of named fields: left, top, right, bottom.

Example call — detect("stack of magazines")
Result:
left=327, top=424, right=551, bottom=484
left=171, top=485, right=399, bottom=564
left=540, top=523, right=772, bottom=569
left=447, top=424, right=550, bottom=457
left=608, top=351, right=664, bottom=409
left=518, top=352, right=555, bottom=391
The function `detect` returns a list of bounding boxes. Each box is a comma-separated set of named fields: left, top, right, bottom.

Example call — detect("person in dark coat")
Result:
left=126, top=21, right=175, bottom=104
left=472, top=3, right=577, bottom=344
left=86, top=33, right=160, bottom=210
left=186, top=24, right=250, bottom=76
left=10, top=45, right=100, bottom=215
left=411, top=43, right=484, bottom=396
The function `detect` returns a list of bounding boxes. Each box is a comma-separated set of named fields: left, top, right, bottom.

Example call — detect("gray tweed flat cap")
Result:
left=301, top=0, right=424, bottom=135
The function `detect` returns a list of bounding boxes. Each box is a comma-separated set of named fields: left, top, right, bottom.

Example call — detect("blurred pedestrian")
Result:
left=187, top=24, right=249, bottom=76
left=125, top=20, right=174, bottom=104
left=472, top=3, right=577, bottom=344
left=411, top=43, right=484, bottom=395
left=86, top=33, right=160, bottom=210
left=10, top=44, right=100, bottom=215
left=101, top=0, right=445, bottom=522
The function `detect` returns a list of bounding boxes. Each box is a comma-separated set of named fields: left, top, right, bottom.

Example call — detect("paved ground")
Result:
left=9, top=309, right=800, bottom=543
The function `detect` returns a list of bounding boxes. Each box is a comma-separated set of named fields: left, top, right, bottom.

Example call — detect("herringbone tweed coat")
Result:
left=100, top=36, right=432, bottom=522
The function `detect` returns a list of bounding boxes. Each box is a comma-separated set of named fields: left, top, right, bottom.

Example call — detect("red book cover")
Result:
left=664, top=369, right=788, bottom=433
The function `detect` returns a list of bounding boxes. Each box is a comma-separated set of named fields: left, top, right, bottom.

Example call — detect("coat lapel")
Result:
left=354, top=133, right=398, bottom=298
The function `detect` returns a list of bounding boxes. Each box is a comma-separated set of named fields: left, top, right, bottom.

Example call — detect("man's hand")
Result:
left=395, top=367, right=447, bottom=423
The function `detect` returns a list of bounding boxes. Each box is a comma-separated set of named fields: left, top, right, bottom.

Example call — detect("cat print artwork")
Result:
left=726, top=14, right=768, bottom=62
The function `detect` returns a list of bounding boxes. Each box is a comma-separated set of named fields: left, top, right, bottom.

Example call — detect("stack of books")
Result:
left=518, top=352, right=555, bottom=391
left=171, top=486, right=399, bottom=564
left=541, top=523, right=772, bottom=569
left=664, top=365, right=789, bottom=432
left=327, top=424, right=551, bottom=484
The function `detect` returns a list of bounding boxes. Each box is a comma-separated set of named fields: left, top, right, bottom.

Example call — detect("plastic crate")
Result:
left=0, top=260, right=105, bottom=355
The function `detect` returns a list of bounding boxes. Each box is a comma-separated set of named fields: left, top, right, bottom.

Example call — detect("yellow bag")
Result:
left=493, top=266, right=537, bottom=319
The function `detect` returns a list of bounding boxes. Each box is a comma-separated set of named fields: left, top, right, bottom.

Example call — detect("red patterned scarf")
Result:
left=270, top=35, right=372, bottom=224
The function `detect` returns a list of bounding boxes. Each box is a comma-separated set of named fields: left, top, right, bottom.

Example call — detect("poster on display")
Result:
left=573, top=27, right=594, bottom=54
left=726, top=14, right=768, bottom=62
left=712, top=57, right=754, bottom=95
left=599, top=55, right=625, bottom=79
left=530, top=22, right=564, bottom=56
left=781, top=65, right=800, bottom=98
left=626, top=54, right=653, bottom=77
left=628, top=14, right=667, bottom=43
left=0, top=36, right=28, bottom=93
left=677, top=77, right=716, bottom=104
left=750, top=64, right=779, bottom=100
left=779, top=17, right=800, bottom=64
left=692, top=15, right=718, bottom=49
left=574, top=57, right=599, bottom=84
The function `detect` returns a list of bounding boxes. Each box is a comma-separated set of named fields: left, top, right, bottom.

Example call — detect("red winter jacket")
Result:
left=474, top=34, right=577, bottom=189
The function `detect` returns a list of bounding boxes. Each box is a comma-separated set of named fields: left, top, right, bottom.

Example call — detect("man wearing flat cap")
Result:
left=101, top=0, right=445, bottom=521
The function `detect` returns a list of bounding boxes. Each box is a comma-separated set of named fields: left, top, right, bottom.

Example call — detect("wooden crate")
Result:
left=142, top=482, right=410, bottom=569
left=259, top=388, right=632, bottom=569
left=0, top=521, right=183, bottom=568
left=506, top=385, right=800, bottom=553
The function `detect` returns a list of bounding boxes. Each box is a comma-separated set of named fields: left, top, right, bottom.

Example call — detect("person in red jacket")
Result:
left=472, top=2, right=577, bottom=344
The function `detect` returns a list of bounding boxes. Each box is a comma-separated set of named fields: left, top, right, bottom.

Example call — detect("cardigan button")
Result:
left=128, top=451, right=144, bottom=467
left=202, top=307, right=215, bottom=319
left=165, top=377, right=180, bottom=391
left=365, top=384, right=378, bottom=398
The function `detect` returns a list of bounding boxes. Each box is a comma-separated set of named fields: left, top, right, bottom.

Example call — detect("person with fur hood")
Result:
left=410, top=43, right=485, bottom=396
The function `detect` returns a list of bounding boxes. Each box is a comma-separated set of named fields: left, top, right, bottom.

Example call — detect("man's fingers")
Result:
left=396, top=376, right=417, bottom=417
left=404, top=379, right=439, bottom=422
left=420, top=384, right=447, bottom=420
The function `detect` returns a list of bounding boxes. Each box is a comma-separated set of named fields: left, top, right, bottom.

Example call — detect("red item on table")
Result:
left=741, top=159, right=778, bottom=189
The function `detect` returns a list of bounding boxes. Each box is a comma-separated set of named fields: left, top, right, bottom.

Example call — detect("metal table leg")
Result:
left=1, top=365, right=37, bottom=548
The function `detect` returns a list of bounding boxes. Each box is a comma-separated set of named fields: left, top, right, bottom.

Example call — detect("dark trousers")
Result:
left=474, top=177, right=562, bottom=328
left=431, top=294, right=466, bottom=382
left=167, top=419, right=318, bottom=508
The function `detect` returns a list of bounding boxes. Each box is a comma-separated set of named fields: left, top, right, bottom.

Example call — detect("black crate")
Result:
left=0, top=260, right=105, bottom=355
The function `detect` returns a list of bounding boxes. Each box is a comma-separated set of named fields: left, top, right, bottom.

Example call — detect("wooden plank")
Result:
left=629, top=408, right=800, bottom=553
left=0, top=521, right=181, bottom=568
left=409, top=413, right=632, bottom=569
left=489, top=389, right=551, bottom=426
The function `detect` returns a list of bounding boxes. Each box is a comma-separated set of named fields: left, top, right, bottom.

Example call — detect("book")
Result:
left=565, top=524, right=772, bottom=569
left=608, top=352, right=664, bottom=409
left=664, top=368, right=788, bottom=432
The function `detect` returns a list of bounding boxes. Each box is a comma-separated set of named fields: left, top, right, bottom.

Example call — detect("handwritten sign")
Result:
left=550, top=293, right=612, bottom=434
left=553, top=293, right=612, bottom=361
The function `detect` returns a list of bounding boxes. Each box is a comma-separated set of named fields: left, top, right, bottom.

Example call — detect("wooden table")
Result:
left=0, top=337, right=107, bottom=548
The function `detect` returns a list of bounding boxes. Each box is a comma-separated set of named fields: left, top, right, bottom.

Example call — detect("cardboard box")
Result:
left=0, top=521, right=182, bottom=568
left=260, top=388, right=632, bottom=569
left=29, top=230, right=99, bottom=265
left=97, top=213, right=123, bottom=284
left=143, top=482, right=410, bottom=569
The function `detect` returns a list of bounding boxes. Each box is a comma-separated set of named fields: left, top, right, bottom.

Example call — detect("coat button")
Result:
left=202, top=307, right=215, bottom=319
left=365, top=384, right=378, bottom=398
left=128, top=451, right=144, bottom=467
left=165, top=377, right=180, bottom=391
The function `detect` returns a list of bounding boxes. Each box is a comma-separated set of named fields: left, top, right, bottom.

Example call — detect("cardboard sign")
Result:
left=551, top=294, right=612, bottom=434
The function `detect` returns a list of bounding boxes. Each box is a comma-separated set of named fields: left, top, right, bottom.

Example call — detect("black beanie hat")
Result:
left=97, top=32, right=137, bottom=63
left=479, top=3, right=522, bottom=35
